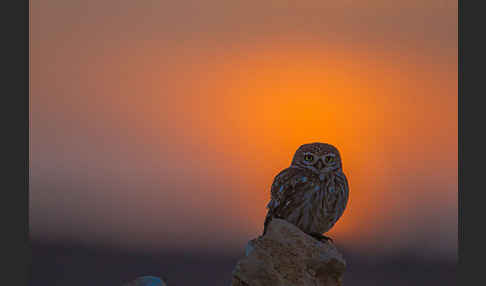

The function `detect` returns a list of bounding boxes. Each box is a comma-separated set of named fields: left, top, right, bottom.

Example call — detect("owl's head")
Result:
left=291, top=142, right=343, bottom=174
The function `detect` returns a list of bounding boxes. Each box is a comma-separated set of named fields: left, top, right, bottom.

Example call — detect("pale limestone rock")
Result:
left=231, top=219, right=346, bottom=286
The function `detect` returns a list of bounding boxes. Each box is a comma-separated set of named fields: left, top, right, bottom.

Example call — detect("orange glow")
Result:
left=31, top=36, right=457, bottom=252
left=169, top=43, right=457, bottom=239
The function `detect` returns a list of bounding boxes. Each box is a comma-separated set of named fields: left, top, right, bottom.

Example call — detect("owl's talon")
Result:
left=309, top=233, right=333, bottom=243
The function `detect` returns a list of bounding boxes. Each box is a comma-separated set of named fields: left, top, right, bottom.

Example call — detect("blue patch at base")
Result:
left=136, top=276, right=165, bottom=286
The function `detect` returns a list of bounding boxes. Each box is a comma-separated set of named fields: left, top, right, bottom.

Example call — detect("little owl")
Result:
left=263, top=143, right=349, bottom=242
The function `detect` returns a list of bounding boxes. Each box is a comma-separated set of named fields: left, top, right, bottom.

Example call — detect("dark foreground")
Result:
left=30, top=241, right=457, bottom=286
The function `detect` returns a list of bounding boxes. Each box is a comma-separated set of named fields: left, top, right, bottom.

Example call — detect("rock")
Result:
left=122, top=276, right=167, bottom=286
left=231, top=219, right=346, bottom=286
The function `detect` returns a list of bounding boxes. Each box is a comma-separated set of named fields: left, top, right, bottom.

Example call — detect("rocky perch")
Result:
left=231, top=218, right=346, bottom=286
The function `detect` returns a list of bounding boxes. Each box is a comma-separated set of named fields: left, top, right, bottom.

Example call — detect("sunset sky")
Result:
left=30, top=0, right=457, bottom=261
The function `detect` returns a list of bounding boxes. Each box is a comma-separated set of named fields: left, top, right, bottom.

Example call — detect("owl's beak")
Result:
left=314, top=159, right=324, bottom=170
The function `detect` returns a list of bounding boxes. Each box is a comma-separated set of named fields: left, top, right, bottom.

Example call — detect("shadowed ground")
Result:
left=30, top=241, right=457, bottom=286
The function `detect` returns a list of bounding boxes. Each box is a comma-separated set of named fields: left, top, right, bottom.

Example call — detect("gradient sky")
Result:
left=30, top=0, right=457, bottom=260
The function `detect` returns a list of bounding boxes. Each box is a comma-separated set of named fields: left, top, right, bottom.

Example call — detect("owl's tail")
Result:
left=262, top=212, right=273, bottom=236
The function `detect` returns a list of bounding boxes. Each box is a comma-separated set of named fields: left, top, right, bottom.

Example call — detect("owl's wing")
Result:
left=333, top=171, right=350, bottom=220
left=263, top=167, right=314, bottom=233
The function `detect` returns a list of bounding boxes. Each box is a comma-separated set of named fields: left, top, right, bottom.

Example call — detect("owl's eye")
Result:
left=304, top=154, right=314, bottom=162
left=325, top=155, right=335, bottom=163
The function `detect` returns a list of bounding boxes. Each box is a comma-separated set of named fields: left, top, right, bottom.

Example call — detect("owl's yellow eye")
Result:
left=325, top=156, right=335, bottom=163
left=304, top=154, right=314, bottom=162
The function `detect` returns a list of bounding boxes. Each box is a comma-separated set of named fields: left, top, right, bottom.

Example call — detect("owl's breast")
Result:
left=283, top=173, right=347, bottom=234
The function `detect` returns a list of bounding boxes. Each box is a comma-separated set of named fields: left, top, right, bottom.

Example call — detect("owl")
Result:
left=263, top=143, right=349, bottom=242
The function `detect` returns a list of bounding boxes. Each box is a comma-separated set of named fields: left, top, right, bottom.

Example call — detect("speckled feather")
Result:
left=264, top=143, right=349, bottom=236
